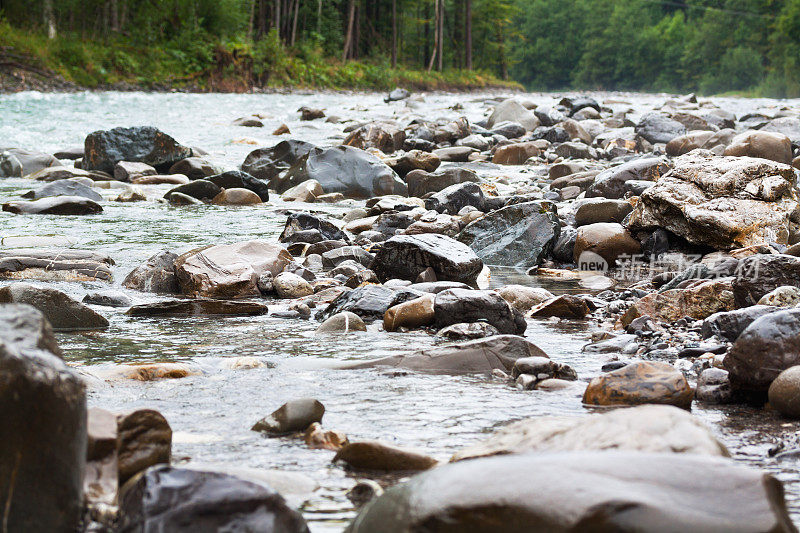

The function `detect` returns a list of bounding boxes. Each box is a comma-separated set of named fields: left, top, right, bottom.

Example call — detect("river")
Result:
left=1, top=90, right=799, bottom=531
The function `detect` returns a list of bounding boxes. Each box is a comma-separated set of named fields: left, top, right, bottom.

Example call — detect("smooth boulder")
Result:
left=84, top=126, right=192, bottom=173
left=582, top=361, right=694, bottom=409
left=0, top=283, right=109, bottom=330
left=371, top=234, right=484, bottom=285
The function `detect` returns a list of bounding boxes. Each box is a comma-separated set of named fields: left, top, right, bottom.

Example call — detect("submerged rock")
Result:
left=333, top=441, right=438, bottom=472
left=126, top=299, right=269, bottom=317
left=347, top=452, right=795, bottom=533
left=252, top=398, right=325, bottom=436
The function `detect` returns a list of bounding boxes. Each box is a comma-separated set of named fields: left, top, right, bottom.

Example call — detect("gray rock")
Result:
left=20, top=180, right=103, bottom=201
left=585, top=157, right=671, bottom=199
left=371, top=234, right=484, bottom=285
left=701, top=305, right=777, bottom=342
left=433, top=288, right=526, bottom=335
left=0, top=148, right=60, bottom=177
left=252, top=398, right=325, bottom=435
left=123, top=251, right=180, bottom=294
left=425, top=182, right=486, bottom=214
left=241, top=139, right=317, bottom=181
left=316, top=311, right=367, bottom=333
left=3, top=195, right=103, bottom=215
left=636, top=113, right=687, bottom=144
left=0, top=283, right=109, bottom=330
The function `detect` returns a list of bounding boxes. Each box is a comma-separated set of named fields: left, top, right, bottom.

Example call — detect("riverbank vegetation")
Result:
left=1, top=0, right=799, bottom=96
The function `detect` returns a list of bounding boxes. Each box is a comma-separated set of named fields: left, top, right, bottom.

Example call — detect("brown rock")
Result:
left=492, top=142, right=541, bottom=165
left=528, top=294, right=591, bottom=319
left=583, top=361, right=694, bottom=409
left=573, top=222, right=641, bottom=266
left=622, top=278, right=735, bottom=327
left=333, top=441, right=438, bottom=471
left=383, top=294, right=435, bottom=331
left=212, top=188, right=262, bottom=205
left=724, top=130, right=793, bottom=164
left=305, top=422, right=349, bottom=451
left=117, top=409, right=172, bottom=485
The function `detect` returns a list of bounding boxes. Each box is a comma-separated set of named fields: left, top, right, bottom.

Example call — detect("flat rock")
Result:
left=0, top=283, right=109, bottom=330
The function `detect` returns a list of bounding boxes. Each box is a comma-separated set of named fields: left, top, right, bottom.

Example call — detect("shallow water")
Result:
left=2, top=90, right=800, bottom=530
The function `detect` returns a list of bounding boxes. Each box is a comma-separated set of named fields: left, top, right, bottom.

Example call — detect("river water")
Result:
left=1, top=90, right=799, bottom=530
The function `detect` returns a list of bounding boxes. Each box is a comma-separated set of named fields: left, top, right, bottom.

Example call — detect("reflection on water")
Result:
left=2, top=91, right=800, bottom=530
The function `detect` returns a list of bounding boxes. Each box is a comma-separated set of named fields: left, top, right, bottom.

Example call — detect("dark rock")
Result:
left=164, top=179, right=222, bottom=202
left=334, top=441, right=437, bottom=472
left=534, top=105, right=567, bottom=126
left=118, top=466, right=309, bottom=533
left=280, top=212, right=348, bottom=244
left=117, top=409, right=172, bottom=485
left=552, top=226, right=578, bottom=264
left=0, top=306, right=86, bottom=533
left=207, top=170, right=269, bottom=201
left=347, top=452, right=794, bottom=533
left=0, top=283, right=109, bottom=330
left=21, top=180, right=102, bottom=201
left=322, top=246, right=374, bottom=268
left=560, top=96, right=601, bottom=116
left=83, top=290, right=133, bottom=308
left=241, top=140, right=317, bottom=181
left=585, top=157, right=671, bottom=199
left=252, top=398, right=325, bottom=435
left=433, top=288, right=526, bottom=335
left=278, top=146, right=407, bottom=198
left=123, top=251, right=180, bottom=293
left=319, top=285, right=421, bottom=322
left=529, top=295, right=592, bottom=319
left=732, top=254, right=800, bottom=308
left=54, top=146, right=84, bottom=159
left=724, top=308, right=800, bottom=394
left=3, top=195, right=103, bottom=215
left=405, top=167, right=480, bottom=198
left=371, top=234, right=484, bottom=285
left=696, top=368, right=733, bottom=404
left=84, top=126, right=191, bottom=174
left=127, top=300, right=269, bottom=317
left=702, top=305, right=777, bottom=342
left=636, top=113, right=687, bottom=144
left=489, top=121, right=526, bottom=139
left=424, top=182, right=486, bottom=214
left=169, top=157, right=220, bottom=180
left=299, top=106, right=325, bottom=120
left=458, top=200, right=559, bottom=269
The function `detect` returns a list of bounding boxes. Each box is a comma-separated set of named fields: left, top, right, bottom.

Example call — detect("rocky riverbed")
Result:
left=3, top=90, right=800, bottom=532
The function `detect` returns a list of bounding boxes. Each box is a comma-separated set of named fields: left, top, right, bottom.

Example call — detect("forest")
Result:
left=0, top=0, right=799, bottom=95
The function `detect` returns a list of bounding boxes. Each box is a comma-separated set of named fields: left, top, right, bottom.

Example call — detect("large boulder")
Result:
left=347, top=452, right=795, bottom=533
left=458, top=201, right=558, bottom=269
left=123, top=250, right=180, bottom=293
left=343, top=122, right=406, bottom=154
left=627, top=153, right=798, bottom=250
left=724, top=308, right=800, bottom=394
left=342, top=335, right=547, bottom=374
left=635, top=113, right=687, bottom=144
left=724, top=130, right=793, bottom=164
left=277, top=146, right=407, bottom=198
left=3, top=195, right=103, bottom=215
left=583, top=361, right=694, bottom=409
left=621, top=278, right=735, bottom=326
left=486, top=99, right=539, bottom=131
left=84, top=126, right=192, bottom=173
left=433, top=288, right=526, bottom=335
left=731, top=254, right=800, bottom=307
left=0, top=304, right=86, bottom=532
left=0, top=148, right=60, bottom=177
left=0, top=283, right=109, bottom=330
left=371, top=234, right=484, bottom=285
left=174, top=241, right=292, bottom=299
left=118, top=466, right=309, bottom=533
left=241, top=139, right=317, bottom=181
left=0, top=249, right=114, bottom=282
left=451, top=405, right=728, bottom=462
left=585, top=157, right=671, bottom=199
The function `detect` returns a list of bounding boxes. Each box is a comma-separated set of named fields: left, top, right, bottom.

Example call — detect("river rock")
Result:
left=384, top=293, right=435, bottom=331
left=436, top=322, right=500, bottom=340
left=528, top=294, right=592, bottom=319
left=164, top=179, right=222, bottom=202
left=84, top=290, right=133, bottom=308
left=0, top=248, right=114, bottom=282
left=574, top=198, right=632, bottom=226
left=452, top=405, right=728, bottom=462
left=768, top=366, right=800, bottom=418
left=343, top=122, right=406, bottom=154
left=702, top=305, right=777, bottom=341
left=84, top=126, right=192, bottom=173
left=371, top=234, right=483, bottom=285
left=175, top=241, right=293, bottom=299
left=278, top=145, right=407, bottom=198
left=280, top=212, right=348, bottom=243
left=212, top=188, right=262, bottom=205
left=431, top=146, right=477, bottom=162
left=583, top=361, right=693, bottom=409
left=127, top=299, right=268, bottom=317
left=282, top=179, right=324, bottom=202
left=573, top=222, right=640, bottom=266
left=758, top=286, right=800, bottom=307
left=496, top=285, right=554, bottom=313
left=117, top=409, right=172, bottom=485
left=343, top=335, right=547, bottom=375
left=724, top=130, right=793, bottom=164
left=21, top=179, right=103, bottom=201
left=424, top=182, right=487, bottom=214
left=346, top=452, right=795, bottom=533
left=0, top=283, right=109, bottom=330
left=622, top=278, right=735, bottom=326
left=274, top=272, right=313, bottom=298
left=316, top=311, right=367, bottom=333
left=388, top=150, right=440, bottom=176
left=405, top=167, right=480, bottom=197
left=118, top=465, right=309, bottom=533
left=252, top=398, right=325, bottom=435
left=636, top=113, right=687, bottom=144
left=732, top=254, right=800, bottom=307
left=3, top=195, right=103, bottom=215
left=492, top=142, right=541, bottom=165
left=585, top=157, right=671, bottom=199
left=0, top=306, right=86, bottom=533
left=123, top=250, right=179, bottom=293
left=114, top=161, right=157, bottom=182
left=458, top=201, right=559, bottom=268
left=241, top=139, right=317, bottom=181
left=206, top=170, right=270, bottom=201
left=168, top=157, right=221, bottom=180
left=334, top=441, right=438, bottom=472
left=695, top=367, right=733, bottom=404
left=232, top=115, right=263, bottom=127
left=299, top=106, right=324, bottom=120
left=487, top=99, right=539, bottom=131
left=724, top=308, right=800, bottom=394
left=432, top=289, right=523, bottom=335
left=29, top=165, right=98, bottom=182
left=1, top=148, right=61, bottom=177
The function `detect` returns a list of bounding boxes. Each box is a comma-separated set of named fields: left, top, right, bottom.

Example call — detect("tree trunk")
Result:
left=43, top=0, right=56, bottom=39
left=343, top=0, right=356, bottom=61
left=291, top=0, right=300, bottom=46
left=275, top=0, right=282, bottom=37
left=248, top=0, right=256, bottom=40
left=465, top=0, right=472, bottom=70
left=437, top=0, right=443, bottom=72
left=317, top=0, right=322, bottom=33
left=427, top=0, right=439, bottom=71
left=391, top=0, right=397, bottom=68
left=109, top=0, right=119, bottom=32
